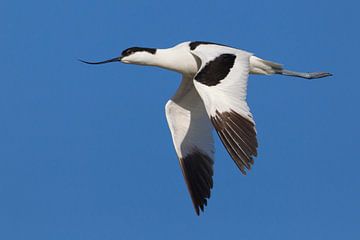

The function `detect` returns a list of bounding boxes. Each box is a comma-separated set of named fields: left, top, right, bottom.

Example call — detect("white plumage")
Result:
left=81, top=41, right=332, bottom=215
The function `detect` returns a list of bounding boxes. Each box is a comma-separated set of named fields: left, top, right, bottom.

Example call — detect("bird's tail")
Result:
left=249, top=56, right=332, bottom=79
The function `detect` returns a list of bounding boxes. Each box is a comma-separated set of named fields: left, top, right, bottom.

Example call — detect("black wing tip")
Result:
left=195, top=208, right=200, bottom=216
left=180, top=150, right=214, bottom=216
left=194, top=197, right=210, bottom=215
left=194, top=203, right=206, bottom=216
left=195, top=206, right=201, bottom=216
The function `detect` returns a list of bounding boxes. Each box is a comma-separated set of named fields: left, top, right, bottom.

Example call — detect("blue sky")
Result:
left=1, top=0, right=359, bottom=239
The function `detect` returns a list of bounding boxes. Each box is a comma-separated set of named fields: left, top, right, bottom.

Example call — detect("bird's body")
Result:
left=81, top=41, right=332, bottom=215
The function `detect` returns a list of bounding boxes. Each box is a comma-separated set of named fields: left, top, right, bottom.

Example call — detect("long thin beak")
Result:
left=79, top=56, right=121, bottom=65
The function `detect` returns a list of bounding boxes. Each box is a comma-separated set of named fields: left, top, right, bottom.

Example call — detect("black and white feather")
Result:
left=165, top=43, right=258, bottom=214
left=165, top=77, right=214, bottom=215
left=81, top=40, right=332, bottom=215
left=191, top=44, right=258, bottom=174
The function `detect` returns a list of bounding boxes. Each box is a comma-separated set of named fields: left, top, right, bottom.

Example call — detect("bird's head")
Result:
left=80, top=47, right=157, bottom=66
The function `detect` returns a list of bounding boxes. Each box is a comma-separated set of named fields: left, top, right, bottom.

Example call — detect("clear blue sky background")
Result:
left=1, top=0, right=359, bottom=239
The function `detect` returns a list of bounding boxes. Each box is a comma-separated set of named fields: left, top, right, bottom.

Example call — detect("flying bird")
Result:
left=81, top=41, right=331, bottom=215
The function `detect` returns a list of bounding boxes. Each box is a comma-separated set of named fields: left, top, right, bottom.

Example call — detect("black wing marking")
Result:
left=211, top=110, right=258, bottom=174
left=194, top=54, right=236, bottom=86
left=179, top=150, right=214, bottom=215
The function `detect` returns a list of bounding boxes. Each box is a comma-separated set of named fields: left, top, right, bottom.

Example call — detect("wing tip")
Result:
left=180, top=150, right=214, bottom=216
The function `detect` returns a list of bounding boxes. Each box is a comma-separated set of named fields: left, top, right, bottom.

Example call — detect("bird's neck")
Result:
left=144, top=48, right=198, bottom=75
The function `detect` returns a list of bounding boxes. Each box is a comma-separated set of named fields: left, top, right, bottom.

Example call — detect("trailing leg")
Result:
left=249, top=56, right=332, bottom=79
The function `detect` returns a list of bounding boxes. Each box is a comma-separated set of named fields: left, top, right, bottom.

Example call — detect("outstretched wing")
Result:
left=165, top=76, right=214, bottom=215
left=191, top=44, right=258, bottom=174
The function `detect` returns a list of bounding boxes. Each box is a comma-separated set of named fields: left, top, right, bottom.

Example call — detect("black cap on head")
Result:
left=121, top=47, right=157, bottom=57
